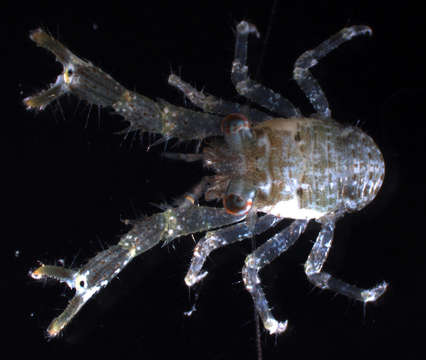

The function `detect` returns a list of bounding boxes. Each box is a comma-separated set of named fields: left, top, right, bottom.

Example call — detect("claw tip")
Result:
left=30, top=265, right=45, bottom=279
left=47, top=321, right=62, bottom=338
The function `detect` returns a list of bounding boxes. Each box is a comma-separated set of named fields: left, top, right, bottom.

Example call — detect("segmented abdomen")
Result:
left=253, top=118, right=384, bottom=219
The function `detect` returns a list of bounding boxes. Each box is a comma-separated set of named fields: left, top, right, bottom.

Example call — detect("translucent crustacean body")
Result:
left=207, top=116, right=384, bottom=220
left=25, top=21, right=387, bottom=337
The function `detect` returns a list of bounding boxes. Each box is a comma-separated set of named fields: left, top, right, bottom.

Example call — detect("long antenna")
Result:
left=254, top=0, right=278, bottom=82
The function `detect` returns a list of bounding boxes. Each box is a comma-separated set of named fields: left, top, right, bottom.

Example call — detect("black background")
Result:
left=4, top=1, right=425, bottom=359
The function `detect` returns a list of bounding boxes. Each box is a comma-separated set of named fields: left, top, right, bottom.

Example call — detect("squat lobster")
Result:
left=26, top=21, right=387, bottom=337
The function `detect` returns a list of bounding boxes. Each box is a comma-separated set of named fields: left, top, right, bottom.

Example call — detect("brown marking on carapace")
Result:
left=122, top=90, right=133, bottom=103
left=294, top=132, right=301, bottom=142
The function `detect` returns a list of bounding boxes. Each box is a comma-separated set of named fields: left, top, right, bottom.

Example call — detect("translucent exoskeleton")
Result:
left=25, top=21, right=387, bottom=337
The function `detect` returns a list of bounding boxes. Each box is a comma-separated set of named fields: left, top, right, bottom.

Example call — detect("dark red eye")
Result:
left=221, top=113, right=249, bottom=134
left=223, top=193, right=253, bottom=216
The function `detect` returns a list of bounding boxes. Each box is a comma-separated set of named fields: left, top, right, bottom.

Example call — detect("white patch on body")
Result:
left=260, top=196, right=325, bottom=220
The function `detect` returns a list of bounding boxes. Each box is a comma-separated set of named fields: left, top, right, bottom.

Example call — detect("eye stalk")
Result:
left=223, top=179, right=255, bottom=216
left=221, top=113, right=249, bottom=134
left=223, top=194, right=253, bottom=216
left=221, top=113, right=253, bottom=151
